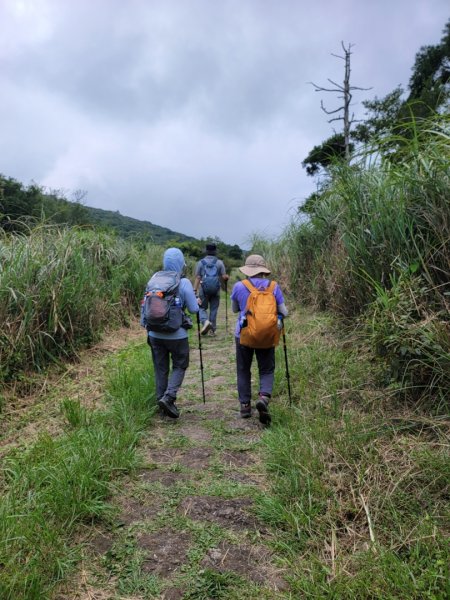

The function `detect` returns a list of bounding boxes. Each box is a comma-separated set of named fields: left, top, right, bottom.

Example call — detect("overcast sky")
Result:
left=1, top=1, right=448, bottom=246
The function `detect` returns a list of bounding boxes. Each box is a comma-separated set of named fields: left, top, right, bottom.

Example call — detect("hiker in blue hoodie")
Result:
left=141, top=248, right=199, bottom=419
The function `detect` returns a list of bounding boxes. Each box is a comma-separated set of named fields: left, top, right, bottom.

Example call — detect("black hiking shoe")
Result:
left=240, top=402, right=252, bottom=418
left=156, top=397, right=165, bottom=417
left=256, top=394, right=271, bottom=425
left=158, top=395, right=180, bottom=419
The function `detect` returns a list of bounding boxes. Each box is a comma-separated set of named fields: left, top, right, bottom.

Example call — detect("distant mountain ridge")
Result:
left=0, top=173, right=243, bottom=260
left=0, top=173, right=194, bottom=244
left=86, top=205, right=196, bottom=244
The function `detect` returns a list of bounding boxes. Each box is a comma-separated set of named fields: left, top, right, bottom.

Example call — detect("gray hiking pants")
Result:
left=235, top=338, right=275, bottom=405
left=148, top=337, right=190, bottom=400
left=199, top=290, right=220, bottom=331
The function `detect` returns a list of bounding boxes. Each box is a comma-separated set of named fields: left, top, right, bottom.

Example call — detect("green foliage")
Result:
left=86, top=205, right=195, bottom=245
left=0, top=176, right=45, bottom=230
left=178, top=236, right=243, bottom=268
left=257, top=115, right=449, bottom=402
left=0, top=174, right=191, bottom=242
left=352, top=86, right=405, bottom=143
left=38, top=192, right=91, bottom=227
left=0, top=344, right=155, bottom=599
left=0, top=225, right=160, bottom=383
left=302, top=133, right=353, bottom=176
left=408, top=20, right=450, bottom=105
left=304, top=118, right=447, bottom=309
left=366, top=272, right=449, bottom=403
left=0, top=175, right=92, bottom=231
left=355, top=19, right=449, bottom=152
left=184, top=569, right=244, bottom=599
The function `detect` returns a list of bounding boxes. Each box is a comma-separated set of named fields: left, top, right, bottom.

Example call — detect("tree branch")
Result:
left=327, top=78, right=344, bottom=89
left=350, top=85, right=373, bottom=91
left=309, top=81, right=341, bottom=93
left=321, top=101, right=343, bottom=115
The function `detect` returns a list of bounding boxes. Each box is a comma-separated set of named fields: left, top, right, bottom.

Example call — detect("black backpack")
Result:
left=200, top=257, right=220, bottom=295
left=143, top=271, right=183, bottom=332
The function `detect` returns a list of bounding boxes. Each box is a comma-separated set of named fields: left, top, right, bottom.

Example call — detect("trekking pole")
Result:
left=225, top=280, right=228, bottom=334
left=196, top=312, right=206, bottom=403
left=282, top=326, right=292, bottom=406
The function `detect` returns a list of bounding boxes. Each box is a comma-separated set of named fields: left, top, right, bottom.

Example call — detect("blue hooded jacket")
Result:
left=143, top=248, right=199, bottom=340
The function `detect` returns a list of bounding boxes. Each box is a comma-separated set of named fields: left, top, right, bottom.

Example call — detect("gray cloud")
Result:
left=1, top=0, right=448, bottom=245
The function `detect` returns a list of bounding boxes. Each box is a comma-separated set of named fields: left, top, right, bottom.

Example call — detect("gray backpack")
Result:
left=143, top=271, right=182, bottom=332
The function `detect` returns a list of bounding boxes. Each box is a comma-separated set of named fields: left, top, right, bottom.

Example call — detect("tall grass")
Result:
left=0, top=343, right=155, bottom=599
left=0, top=224, right=161, bottom=383
left=277, top=118, right=449, bottom=313
left=256, top=116, right=449, bottom=402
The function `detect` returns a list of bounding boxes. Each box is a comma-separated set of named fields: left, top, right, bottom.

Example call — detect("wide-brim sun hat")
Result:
left=239, top=254, right=271, bottom=277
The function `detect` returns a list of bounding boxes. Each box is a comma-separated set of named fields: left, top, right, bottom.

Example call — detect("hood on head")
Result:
left=163, top=248, right=186, bottom=274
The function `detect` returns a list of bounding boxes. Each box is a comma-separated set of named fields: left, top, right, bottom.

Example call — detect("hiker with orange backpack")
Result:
left=231, top=254, right=288, bottom=425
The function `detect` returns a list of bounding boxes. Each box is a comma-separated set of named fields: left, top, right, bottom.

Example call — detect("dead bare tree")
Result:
left=309, top=42, right=371, bottom=161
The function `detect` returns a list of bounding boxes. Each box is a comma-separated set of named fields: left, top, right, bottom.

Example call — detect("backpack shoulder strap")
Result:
left=242, top=279, right=255, bottom=293
left=267, top=280, right=277, bottom=294
left=202, top=256, right=217, bottom=265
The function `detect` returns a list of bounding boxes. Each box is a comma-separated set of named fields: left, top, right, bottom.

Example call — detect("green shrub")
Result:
left=366, top=271, right=449, bottom=403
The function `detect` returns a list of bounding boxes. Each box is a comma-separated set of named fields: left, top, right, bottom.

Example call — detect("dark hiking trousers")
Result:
left=235, top=338, right=275, bottom=405
left=148, top=337, right=190, bottom=400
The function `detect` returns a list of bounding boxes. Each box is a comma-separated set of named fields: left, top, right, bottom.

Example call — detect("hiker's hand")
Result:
left=197, top=296, right=202, bottom=306
left=222, top=274, right=230, bottom=281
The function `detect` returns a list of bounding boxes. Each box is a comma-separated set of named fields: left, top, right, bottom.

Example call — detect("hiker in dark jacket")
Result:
left=231, top=254, right=288, bottom=424
left=141, top=247, right=199, bottom=419
left=194, top=242, right=229, bottom=336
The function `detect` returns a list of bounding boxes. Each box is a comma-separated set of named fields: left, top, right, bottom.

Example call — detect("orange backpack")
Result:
left=239, top=279, right=281, bottom=349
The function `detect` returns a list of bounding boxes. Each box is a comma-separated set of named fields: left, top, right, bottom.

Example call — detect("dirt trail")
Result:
left=57, top=305, right=291, bottom=599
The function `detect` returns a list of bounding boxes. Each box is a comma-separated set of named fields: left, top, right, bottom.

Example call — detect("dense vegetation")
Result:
left=0, top=175, right=243, bottom=385
left=0, top=226, right=161, bottom=385
left=256, top=115, right=449, bottom=405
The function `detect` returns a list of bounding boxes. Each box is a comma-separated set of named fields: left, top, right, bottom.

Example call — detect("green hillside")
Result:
left=0, top=174, right=243, bottom=260
left=0, top=174, right=194, bottom=244
left=86, top=205, right=195, bottom=244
